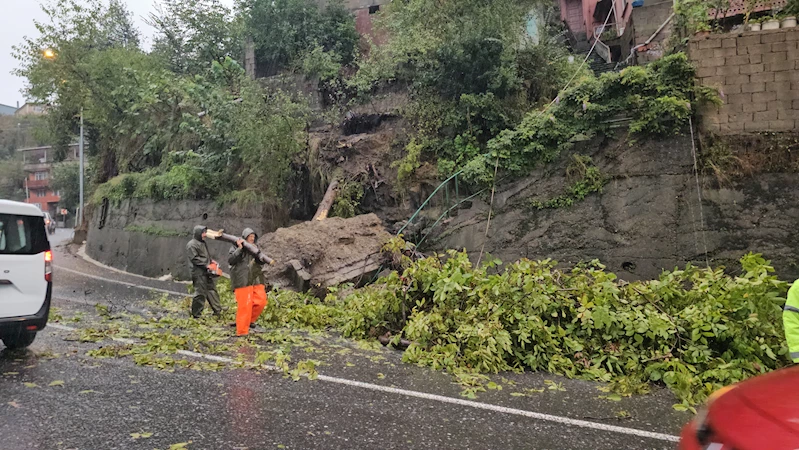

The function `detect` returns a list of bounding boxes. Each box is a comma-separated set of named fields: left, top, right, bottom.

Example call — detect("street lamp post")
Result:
left=78, top=108, right=84, bottom=228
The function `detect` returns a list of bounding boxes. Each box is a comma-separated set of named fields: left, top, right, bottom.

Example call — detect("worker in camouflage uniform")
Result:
left=785, top=280, right=799, bottom=364
left=186, top=225, right=223, bottom=318
left=228, top=227, right=268, bottom=336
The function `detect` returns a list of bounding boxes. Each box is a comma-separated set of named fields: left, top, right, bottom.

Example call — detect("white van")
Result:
left=0, top=200, right=52, bottom=349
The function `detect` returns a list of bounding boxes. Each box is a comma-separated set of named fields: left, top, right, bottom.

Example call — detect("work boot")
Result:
left=249, top=323, right=262, bottom=332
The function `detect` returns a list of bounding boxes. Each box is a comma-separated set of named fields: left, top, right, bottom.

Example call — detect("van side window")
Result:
left=0, top=214, right=48, bottom=254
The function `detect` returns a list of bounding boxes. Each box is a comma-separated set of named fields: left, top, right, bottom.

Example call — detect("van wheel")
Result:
left=2, top=331, right=37, bottom=350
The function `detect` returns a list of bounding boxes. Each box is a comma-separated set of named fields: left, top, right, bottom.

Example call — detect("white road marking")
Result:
left=56, top=265, right=187, bottom=297
left=45, top=323, right=680, bottom=443
left=49, top=323, right=135, bottom=344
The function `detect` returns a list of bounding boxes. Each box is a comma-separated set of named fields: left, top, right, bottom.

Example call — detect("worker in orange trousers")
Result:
left=228, top=228, right=268, bottom=336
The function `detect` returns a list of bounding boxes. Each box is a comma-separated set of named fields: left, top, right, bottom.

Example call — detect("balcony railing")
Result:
left=709, top=0, right=787, bottom=18
left=23, top=162, right=53, bottom=172
left=26, top=179, right=50, bottom=189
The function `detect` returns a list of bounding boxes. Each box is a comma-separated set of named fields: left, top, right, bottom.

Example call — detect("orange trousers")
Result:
left=234, top=284, right=267, bottom=336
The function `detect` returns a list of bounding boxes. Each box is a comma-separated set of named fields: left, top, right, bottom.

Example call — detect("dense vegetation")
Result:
left=14, top=0, right=719, bottom=205
left=346, top=0, right=579, bottom=184
left=13, top=0, right=348, bottom=205
left=264, top=243, right=789, bottom=409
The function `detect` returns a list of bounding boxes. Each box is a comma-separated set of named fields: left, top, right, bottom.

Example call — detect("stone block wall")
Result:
left=632, top=0, right=674, bottom=64
left=690, top=28, right=799, bottom=134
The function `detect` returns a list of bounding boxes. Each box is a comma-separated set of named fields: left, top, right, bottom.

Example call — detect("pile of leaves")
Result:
left=262, top=247, right=789, bottom=408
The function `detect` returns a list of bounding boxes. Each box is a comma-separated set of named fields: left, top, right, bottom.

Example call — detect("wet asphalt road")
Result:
left=0, top=229, right=689, bottom=450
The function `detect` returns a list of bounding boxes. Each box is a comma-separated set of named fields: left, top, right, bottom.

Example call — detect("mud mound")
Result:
left=258, top=214, right=392, bottom=291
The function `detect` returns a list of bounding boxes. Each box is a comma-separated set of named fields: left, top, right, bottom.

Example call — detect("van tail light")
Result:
left=44, top=250, right=52, bottom=282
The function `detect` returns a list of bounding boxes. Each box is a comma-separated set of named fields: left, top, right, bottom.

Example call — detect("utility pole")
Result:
left=78, top=108, right=84, bottom=228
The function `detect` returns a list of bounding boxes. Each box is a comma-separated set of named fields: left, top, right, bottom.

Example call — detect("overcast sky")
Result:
left=0, top=0, right=234, bottom=108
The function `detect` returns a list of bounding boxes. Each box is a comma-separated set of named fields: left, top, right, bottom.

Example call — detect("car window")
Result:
left=0, top=214, right=49, bottom=255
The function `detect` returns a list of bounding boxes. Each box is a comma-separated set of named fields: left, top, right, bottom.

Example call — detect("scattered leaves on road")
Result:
left=23, top=382, right=38, bottom=388
left=130, top=431, right=153, bottom=439
left=8, top=401, right=21, bottom=408
left=544, top=380, right=565, bottom=392
left=48, top=380, right=65, bottom=387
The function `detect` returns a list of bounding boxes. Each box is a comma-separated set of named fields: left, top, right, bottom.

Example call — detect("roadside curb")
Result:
left=75, top=243, right=192, bottom=285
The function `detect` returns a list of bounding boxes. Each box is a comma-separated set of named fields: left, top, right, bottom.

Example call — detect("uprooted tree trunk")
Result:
left=257, top=214, right=392, bottom=293
left=312, top=180, right=339, bottom=221
left=205, top=229, right=276, bottom=265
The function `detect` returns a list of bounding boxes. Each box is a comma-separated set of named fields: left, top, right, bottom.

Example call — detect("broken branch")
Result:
left=313, top=180, right=340, bottom=221
left=206, top=229, right=276, bottom=265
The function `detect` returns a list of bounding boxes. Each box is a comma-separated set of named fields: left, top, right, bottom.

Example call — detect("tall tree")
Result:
left=13, top=0, right=146, bottom=180
left=241, top=0, right=359, bottom=76
left=50, top=161, right=80, bottom=210
left=147, top=0, right=242, bottom=75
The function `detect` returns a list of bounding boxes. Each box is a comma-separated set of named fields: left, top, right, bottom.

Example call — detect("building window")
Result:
left=34, top=203, right=41, bottom=210
left=34, top=190, right=47, bottom=198
left=369, top=5, right=380, bottom=14
left=34, top=172, right=48, bottom=180
left=56, top=190, right=62, bottom=197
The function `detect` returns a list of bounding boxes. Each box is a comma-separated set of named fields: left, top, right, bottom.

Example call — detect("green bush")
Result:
left=531, top=156, right=608, bottom=209
left=330, top=181, right=364, bottom=219
left=472, top=53, right=720, bottom=183
left=91, top=163, right=208, bottom=205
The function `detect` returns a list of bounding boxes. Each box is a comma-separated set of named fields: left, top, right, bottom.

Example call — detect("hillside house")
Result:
left=559, top=0, right=635, bottom=62
left=17, top=144, right=79, bottom=216
left=0, top=103, right=17, bottom=116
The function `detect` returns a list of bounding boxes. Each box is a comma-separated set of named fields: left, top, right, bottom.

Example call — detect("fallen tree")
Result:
left=312, top=180, right=339, bottom=221
left=261, top=250, right=790, bottom=409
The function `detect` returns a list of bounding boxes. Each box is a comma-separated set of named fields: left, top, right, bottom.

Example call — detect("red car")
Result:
left=679, top=365, right=799, bottom=450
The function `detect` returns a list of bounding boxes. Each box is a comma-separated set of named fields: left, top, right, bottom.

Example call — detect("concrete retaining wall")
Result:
left=86, top=199, right=289, bottom=280
left=436, top=135, right=799, bottom=281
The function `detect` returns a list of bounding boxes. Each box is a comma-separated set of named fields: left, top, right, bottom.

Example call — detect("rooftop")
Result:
left=0, top=103, right=17, bottom=115
left=17, top=144, right=79, bottom=153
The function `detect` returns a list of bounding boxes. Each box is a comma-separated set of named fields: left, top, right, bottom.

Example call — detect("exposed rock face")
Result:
left=434, top=135, right=799, bottom=281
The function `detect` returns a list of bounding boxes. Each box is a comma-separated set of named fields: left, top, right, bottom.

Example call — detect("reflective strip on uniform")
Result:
left=785, top=305, right=799, bottom=314
left=791, top=352, right=799, bottom=361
